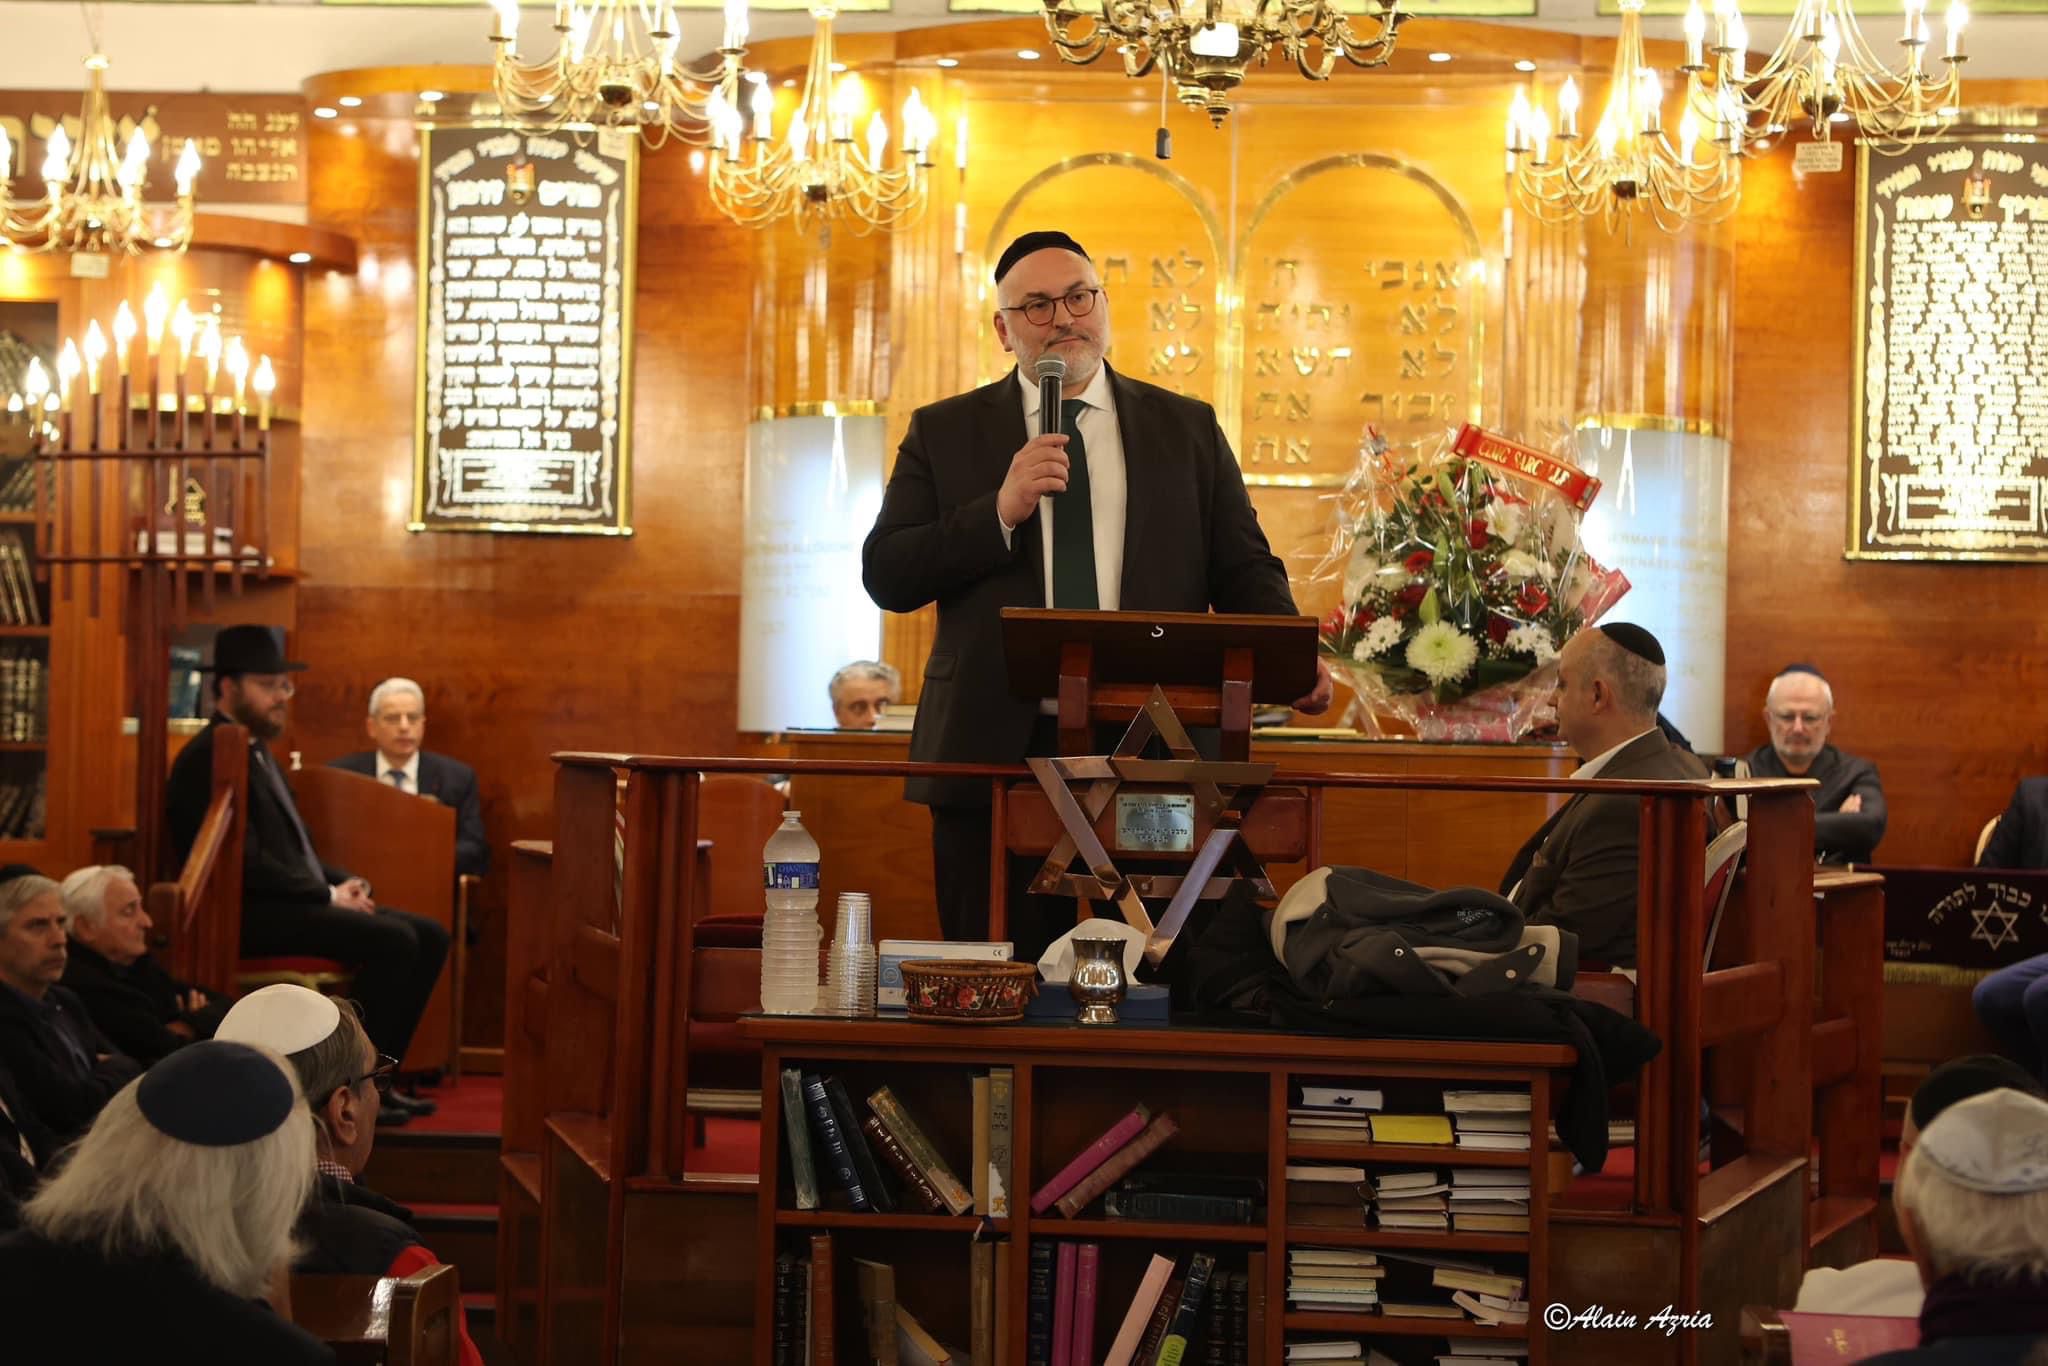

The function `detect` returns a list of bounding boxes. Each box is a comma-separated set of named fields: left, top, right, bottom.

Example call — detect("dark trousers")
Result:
left=242, top=903, right=451, bottom=1066
left=930, top=805, right=1073, bottom=969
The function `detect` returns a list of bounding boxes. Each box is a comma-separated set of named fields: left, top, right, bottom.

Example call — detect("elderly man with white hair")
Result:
left=1860, top=1086, right=2048, bottom=1364
left=58, top=864, right=229, bottom=1065
left=1741, top=663, right=1887, bottom=864
left=331, top=676, right=489, bottom=878
left=0, top=1040, right=335, bottom=1362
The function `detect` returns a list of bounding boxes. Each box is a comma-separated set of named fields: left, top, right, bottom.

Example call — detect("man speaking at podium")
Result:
left=864, top=229, right=1332, bottom=956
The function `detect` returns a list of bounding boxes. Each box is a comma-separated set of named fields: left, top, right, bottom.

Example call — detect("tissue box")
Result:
left=878, top=938, right=1012, bottom=1009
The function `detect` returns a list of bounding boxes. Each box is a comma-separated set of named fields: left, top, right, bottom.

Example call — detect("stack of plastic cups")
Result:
left=824, top=892, right=879, bottom=1017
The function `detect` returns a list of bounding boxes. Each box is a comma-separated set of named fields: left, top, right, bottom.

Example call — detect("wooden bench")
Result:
left=292, top=1264, right=460, bottom=1366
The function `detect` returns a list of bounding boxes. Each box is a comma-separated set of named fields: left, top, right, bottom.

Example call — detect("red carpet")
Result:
left=400, top=1074, right=505, bottom=1135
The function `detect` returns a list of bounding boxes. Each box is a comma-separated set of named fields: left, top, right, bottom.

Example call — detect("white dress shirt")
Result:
left=378, top=751, right=422, bottom=792
left=998, top=364, right=1127, bottom=611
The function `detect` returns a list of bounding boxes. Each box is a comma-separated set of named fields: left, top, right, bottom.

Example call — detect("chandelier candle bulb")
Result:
left=82, top=323, right=106, bottom=398
left=1945, top=0, right=1966, bottom=59
left=724, top=0, right=749, bottom=51
left=866, top=112, right=887, bottom=167
left=491, top=0, right=518, bottom=44
left=143, top=285, right=167, bottom=358
left=112, top=303, right=136, bottom=377
left=1558, top=77, right=1580, bottom=139
left=1903, top=0, right=1924, bottom=44
left=40, top=127, right=70, bottom=184
left=1683, top=0, right=1706, bottom=68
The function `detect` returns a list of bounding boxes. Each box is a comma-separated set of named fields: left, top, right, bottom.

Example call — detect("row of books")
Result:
left=1044, top=1246, right=1258, bottom=1366
left=0, top=461, right=35, bottom=513
left=0, top=770, right=45, bottom=839
left=771, top=1232, right=998, bottom=1366
left=1284, top=1248, right=1530, bottom=1328
left=1286, top=1166, right=1532, bottom=1235
left=1288, top=1089, right=1533, bottom=1152
left=0, top=534, right=40, bottom=626
left=780, top=1069, right=1010, bottom=1217
left=0, top=649, right=47, bottom=741
left=1285, top=1338, right=1528, bottom=1364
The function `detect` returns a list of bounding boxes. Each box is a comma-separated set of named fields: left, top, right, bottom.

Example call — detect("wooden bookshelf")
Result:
left=746, top=1016, right=1573, bottom=1366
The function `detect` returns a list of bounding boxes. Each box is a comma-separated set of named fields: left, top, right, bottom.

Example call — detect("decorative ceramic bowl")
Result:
left=900, top=959, right=1039, bottom=1023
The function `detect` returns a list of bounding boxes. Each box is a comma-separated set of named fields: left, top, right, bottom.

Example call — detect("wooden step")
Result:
left=362, top=1130, right=502, bottom=1207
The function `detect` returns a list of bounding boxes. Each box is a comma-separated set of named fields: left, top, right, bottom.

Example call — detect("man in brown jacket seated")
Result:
left=1499, top=624, right=1709, bottom=969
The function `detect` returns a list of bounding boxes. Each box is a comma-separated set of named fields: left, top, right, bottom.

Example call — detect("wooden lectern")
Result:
left=999, top=608, right=1317, bottom=960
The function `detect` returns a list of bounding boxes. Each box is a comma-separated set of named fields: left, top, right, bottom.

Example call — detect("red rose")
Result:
left=1395, top=584, right=1427, bottom=609
left=1322, top=608, right=1347, bottom=638
left=1488, top=614, right=1512, bottom=644
left=1403, top=550, right=1434, bottom=575
left=1517, top=583, right=1550, bottom=616
left=1468, top=519, right=1490, bottom=550
left=1351, top=604, right=1377, bottom=629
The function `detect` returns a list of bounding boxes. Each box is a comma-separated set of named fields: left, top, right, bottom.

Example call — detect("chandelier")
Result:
left=1504, top=0, right=1741, bottom=236
left=0, top=53, right=201, bottom=255
left=1039, top=0, right=1408, bottom=127
left=1689, top=0, right=1966, bottom=154
left=488, top=0, right=748, bottom=147
left=703, top=4, right=943, bottom=234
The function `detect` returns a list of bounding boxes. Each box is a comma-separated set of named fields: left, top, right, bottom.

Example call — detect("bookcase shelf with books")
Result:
left=746, top=1017, right=1574, bottom=1366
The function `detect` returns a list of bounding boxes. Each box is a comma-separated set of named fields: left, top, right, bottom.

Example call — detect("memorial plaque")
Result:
left=1114, top=793, right=1196, bottom=853
left=1851, top=136, right=2048, bottom=560
left=414, top=124, right=637, bottom=534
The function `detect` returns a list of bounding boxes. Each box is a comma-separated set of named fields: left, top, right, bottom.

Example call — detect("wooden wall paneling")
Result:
left=1724, top=81, right=2048, bottom=864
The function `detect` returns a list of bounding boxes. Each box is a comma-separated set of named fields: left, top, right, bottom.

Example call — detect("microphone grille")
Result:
left=1034, top=354, right=1067, bottom=381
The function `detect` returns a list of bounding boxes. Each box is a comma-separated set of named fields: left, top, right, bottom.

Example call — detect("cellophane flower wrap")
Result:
left=1310, top=423, right=1630, bottom=741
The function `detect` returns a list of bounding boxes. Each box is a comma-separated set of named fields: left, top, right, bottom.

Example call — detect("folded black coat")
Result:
left=1158, top=888, right=1661, bottom=1172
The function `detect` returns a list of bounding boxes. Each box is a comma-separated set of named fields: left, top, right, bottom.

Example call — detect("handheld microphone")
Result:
left=1034, top=353, right=1067, bottom=444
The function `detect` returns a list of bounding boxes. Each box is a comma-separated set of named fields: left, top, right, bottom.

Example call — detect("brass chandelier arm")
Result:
left=488, top=0, right=748, bottom=147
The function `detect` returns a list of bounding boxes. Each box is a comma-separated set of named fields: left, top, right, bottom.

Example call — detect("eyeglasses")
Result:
left=348, top=1055, right=400, bottom=1097
left=1000, top=287, right=1102, bottom=327
left=1767, top=709, right=1831, bottom=727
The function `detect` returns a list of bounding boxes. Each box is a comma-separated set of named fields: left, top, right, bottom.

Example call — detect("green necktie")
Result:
left=1051, top=396, right=1098, bottom=610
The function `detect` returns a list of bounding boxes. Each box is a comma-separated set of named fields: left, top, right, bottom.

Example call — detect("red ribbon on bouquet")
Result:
left=1451, top=423, right=1602, bottom=513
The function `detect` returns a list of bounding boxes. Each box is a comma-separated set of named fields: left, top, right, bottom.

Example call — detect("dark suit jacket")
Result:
left=1743, top=743, right=1886, bottom=863
left=166, top=713, right=349, bottom=906
left=1504, top=730, right=1711, bottom=969
left=863, top=364, right=1297, bottom=807
left=1980, top=777, right=2048, bottom=870
left=0, top=1233, right=336, bottom=1365
left=0, top=1059, right=49, bottom=1231
left=331, top=749, right=491, bottom=877
left=0, top=983, right=140, bottom=1156
left=59, top=943, right=226, bottom=1067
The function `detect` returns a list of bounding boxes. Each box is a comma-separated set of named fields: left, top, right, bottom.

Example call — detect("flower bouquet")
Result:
left=1311, top=423, right=1630, bottom=741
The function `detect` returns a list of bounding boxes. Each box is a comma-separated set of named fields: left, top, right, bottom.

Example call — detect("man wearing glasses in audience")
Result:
left=864, top=229, right=1331, bottom=961
left=165, top=626, right=449, bottom=1116
left=1740, top=663, right=1887, bottom=864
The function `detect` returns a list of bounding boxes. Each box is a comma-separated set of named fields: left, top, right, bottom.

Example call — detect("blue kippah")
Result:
left=136, top=1041, right=297, bottom=1147
left=1777, top=661, right=1827, bottom=681
left=1595, top=622, right=1665, bottom=667
left=994, top=231, right=1089, bottom=285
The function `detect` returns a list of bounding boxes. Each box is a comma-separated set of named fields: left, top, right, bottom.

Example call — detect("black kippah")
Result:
left=1777, top=662, right=1827, bottom=681
left=1911, top=1053, right=2046, bottom=1132
left=136, top=1041, right=297, bottom=1148
left=1595, top=622, right=1665, bottom=666
left=0, top=863, right=43, bottom=886
left=994, top=231, right=1090, bottom=285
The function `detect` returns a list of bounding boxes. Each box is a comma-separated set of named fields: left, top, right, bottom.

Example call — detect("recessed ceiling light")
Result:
left=314, top=106, right=338, bottom=119
left=782, top=77, right=796, bottom=88
left=1427, top=51, right=1453, bottom=63
left=154, top=237, right=172, bottom=249
left=338, top=95, right=363, bottom=108
left=1513, top=59, right=1536, bottom=72
left=1938, top=104, right=1959, bottom=116
left=419, top=90, right=445, bottom=103
left=936, top=57, right=959, bottom=68
left=288, top=251, right=313, bottom=264
left=1018, top=48, right=1041, bottom=60
left=829, top=61, right=847, bottom=73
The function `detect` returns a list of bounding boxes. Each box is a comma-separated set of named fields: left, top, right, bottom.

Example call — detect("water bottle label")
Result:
left=764, top=861, right=820, bottom=890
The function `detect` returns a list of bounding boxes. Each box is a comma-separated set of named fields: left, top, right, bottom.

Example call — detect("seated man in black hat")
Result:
left=164, top=626, right=448, bottom=1115
left=1498, top=624, right=1710, bottom=968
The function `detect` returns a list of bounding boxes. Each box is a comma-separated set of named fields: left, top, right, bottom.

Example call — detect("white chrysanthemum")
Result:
left=1405, top=621, right=1478, bottom=685
left=1503, top=623, right=1559, bottom=664
left=1350, top=616, right=1404, bottom=662
left=1484, top=499, right=1525, bottom=545
left=1500, top=549, right=1555, bottom=583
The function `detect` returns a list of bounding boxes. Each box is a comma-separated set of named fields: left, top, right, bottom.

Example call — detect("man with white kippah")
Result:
left=218, top=985, right=485, bottom=1365
left=1860, top=1087, right=2048, bottom=1364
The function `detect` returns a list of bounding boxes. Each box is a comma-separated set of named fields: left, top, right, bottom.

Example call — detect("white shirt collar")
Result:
left=1571, top=729, right=1657, bottom=780
left=379, top=751, right=421, bottom=787
left=1017, top=361, right=1113, bottom=423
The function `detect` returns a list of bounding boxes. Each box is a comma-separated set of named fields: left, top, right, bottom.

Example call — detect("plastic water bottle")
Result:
left=759, top=811, right=821, bottom=1015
